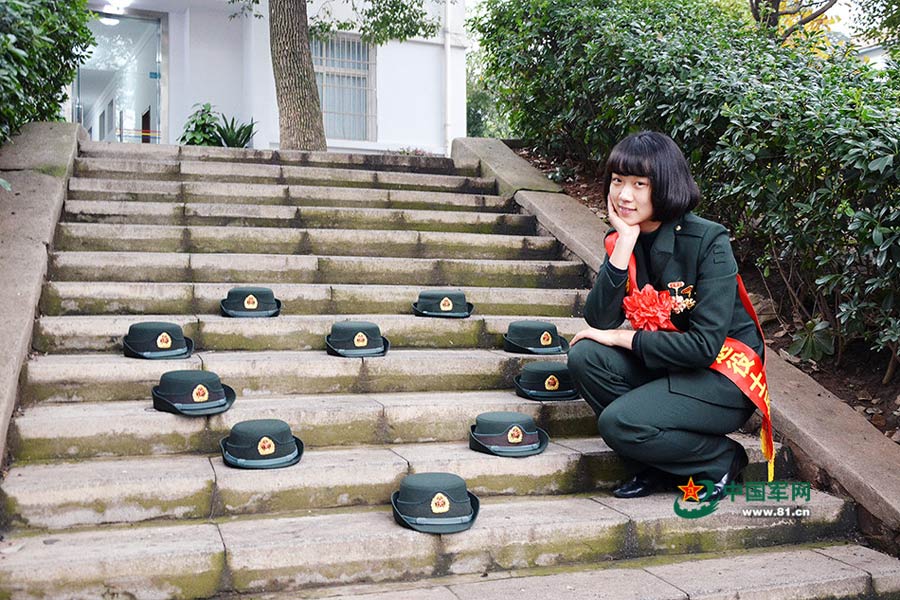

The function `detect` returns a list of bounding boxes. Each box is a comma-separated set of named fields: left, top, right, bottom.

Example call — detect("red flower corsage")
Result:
left=623, top=284, right=676, bottom=331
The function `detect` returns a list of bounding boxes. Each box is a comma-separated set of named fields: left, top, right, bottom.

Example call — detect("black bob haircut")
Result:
left=603, top=131, right=701, bottom=223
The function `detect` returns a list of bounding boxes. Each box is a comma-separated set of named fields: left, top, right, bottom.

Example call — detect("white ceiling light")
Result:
left=108, top=0, right=133, bottom=7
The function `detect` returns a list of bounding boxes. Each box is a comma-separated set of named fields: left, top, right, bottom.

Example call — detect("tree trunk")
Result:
left=269, top=0, right=327, bottom=151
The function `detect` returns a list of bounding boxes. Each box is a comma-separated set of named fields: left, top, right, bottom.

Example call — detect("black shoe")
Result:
left=699, top=444, right=749, bottom=503
left=612, top=469, right=667, bottom=499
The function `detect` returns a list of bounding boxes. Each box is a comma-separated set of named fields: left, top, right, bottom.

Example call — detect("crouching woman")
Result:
left=567, top=131, right=774, bottom=501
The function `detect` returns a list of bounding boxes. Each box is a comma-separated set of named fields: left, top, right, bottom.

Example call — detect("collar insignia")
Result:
left=430, top=492, right=450, bottom=514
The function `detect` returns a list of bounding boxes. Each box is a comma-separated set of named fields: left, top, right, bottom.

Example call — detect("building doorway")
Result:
left=75, top=10, right=164, bottom=144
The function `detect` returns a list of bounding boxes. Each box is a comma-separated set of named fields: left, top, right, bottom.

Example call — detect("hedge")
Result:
left=471, top=0, right=900, bottom=380
left=0, top=0, right=94, bottom=145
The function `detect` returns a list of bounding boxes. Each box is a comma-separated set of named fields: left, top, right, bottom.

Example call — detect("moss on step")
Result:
left=12, top=430, right=211, bottom=462
left=217, top=477, right=403, bottom=516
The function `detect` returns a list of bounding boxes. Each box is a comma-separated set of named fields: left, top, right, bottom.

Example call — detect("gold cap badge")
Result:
left=507, top=425, right=524, bottom=444
left=354, top=332, right=368, bottom=348
left=192, top=384, right=209, bottom=403
left=243, top=294, right=258, bottom=310
left=540, top=331, right=553, bottom=346
left=430, top=492, right=450, bottom=514
left=257, top=436, right=275, bottom=456
left=544, top=374, right=560, bottom=391
left=440, top=296, right=454, bottom=311
left=156, top=332, right=172, bottom=349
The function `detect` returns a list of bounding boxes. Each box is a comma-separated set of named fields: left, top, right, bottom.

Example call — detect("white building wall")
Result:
left=91, top=0, right=466, bottom=153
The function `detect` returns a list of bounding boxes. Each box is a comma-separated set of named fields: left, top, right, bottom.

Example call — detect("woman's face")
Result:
left=609, top=173, right=659, bottom=232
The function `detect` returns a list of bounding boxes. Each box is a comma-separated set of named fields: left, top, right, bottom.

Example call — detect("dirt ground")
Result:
left=514, top=147, right=900, bottom=445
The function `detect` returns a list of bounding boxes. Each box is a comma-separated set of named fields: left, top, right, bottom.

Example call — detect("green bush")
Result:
left=471, top=0, right=900, bottom=380
left=0, top=0, right=94, bottom=145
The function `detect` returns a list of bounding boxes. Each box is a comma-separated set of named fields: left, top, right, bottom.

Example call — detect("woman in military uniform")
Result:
left=567, top=131, right=766, bottom=500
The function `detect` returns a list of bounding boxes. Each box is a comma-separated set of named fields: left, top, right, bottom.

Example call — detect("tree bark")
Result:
left=269, top=0, right=327, bottom=150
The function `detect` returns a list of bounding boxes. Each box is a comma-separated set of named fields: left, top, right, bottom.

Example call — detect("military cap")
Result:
left=151, top=370, right=236, bottom=416
left=123, top=321, right=193, bottom=359
left=391, top=472, right=479, bottom=534
left=514, top=361, right=580, bottom=401
left=220, top=419, right=304, bottom=469
left=412, top=289, right=474, bottom=318
left=325, top=320, right=390, bottom=357
left=469, top=411, right=549, bottom=457
left=503, top=320, right=569, bottom=354
left=220, top=286, right=282, bottom=317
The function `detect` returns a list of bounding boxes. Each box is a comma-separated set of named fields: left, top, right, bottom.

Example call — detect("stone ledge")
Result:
left=451, top=138, right=562, bottom=198
left=0, top=123, right=79, bottom=460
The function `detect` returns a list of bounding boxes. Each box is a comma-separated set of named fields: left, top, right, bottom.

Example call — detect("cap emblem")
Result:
left=544, top=375, right=560, bottom=391
left=430, top=492, right=450, bottom=514
left=540, top=331, right=553, bottom=346
left=354, top=332, right=368, bottom=348
left=156, top=332, right=172, bottom=349
left=440, top=296, right=454, bottom=311
left=243, top=294, right=258, bottom=310
left=192, top=384, right=209, bottom=403
left=257, top=436, right=275, bottom=456
left=507, top=425, right=524, bottom=444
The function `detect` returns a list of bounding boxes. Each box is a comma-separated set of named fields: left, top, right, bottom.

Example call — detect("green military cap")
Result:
left=151, top=370, right=236, bottom=416
left=469, top=411, right=549, bottom=457
left=123, top=322, right=193, bottom=359
left=325, top=320, right=390, bottom=357
left=220, top=286, right=282, bottom=317
left=503, top=320, right=569, bottom=355
left=219, top=419, right=304, bottom=469
left=514, top=361, right=580, bottom=401
left=412, top=289, right=474, bottom=318
left=391, top=472, right=479, bottom=534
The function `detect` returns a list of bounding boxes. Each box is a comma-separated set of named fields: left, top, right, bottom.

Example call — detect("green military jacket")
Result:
left=584, top=212, right=763, bottom=408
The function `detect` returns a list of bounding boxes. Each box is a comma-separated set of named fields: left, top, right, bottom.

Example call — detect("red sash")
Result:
left=605, top=234, right=775, bottom=481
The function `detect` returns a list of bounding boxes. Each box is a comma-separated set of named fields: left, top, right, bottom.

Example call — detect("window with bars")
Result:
left=310, top=35, right=375, bottom=141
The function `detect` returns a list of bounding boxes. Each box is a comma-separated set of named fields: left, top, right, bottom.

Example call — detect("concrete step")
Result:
left=63, top=200, right=536, bottom=234
left=34, top=314, right=586, bottom=353
left=73, top=158, right=496, bottom=194
left=23, top=349, right=566, bottom=404
left=243, top=544, right=900, bottom=600
left=64, top=200, right=535, bottom=235
left=68, top=178, right=512, bottom=212
left=48, top=252, right=586, bottom=287
left=2, top=434, right=780, bottom=530
left=40, top=282, right=588, bottom=317
left=10, top=391, right=595, bottom=461
left=78, top=140, right=479, bottom=176
left=0, top=493, right=851, bottom=597
left=54, top=223, right=559, bottom=261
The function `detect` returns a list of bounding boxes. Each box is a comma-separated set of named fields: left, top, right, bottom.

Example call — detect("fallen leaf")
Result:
left=872, top=414, right=886, bottom=428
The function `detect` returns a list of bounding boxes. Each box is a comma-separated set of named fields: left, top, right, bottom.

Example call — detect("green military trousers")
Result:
left=567, top=340, right=755, bottom=481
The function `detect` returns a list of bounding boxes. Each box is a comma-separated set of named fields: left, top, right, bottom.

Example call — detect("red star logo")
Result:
left=678, top=477, right=705, bottom=502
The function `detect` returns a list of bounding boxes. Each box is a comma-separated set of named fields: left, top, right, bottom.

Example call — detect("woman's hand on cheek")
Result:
left=606, top=195, right=641, bottom=241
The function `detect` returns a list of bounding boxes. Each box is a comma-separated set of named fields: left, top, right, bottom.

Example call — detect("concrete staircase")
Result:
left=1, top=141, right=897, bottom=599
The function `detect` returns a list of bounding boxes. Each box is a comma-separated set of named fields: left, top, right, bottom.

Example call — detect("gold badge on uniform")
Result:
left=243, top=294, right=258, bottom=310
left=192, top=384, right=209, bottom=403
left=354, top=332, right=368, bottom=348
left=507, top=425, right=524, bottom=444
left=540, top=331, right=553, bottom=346
left=544, top=375, right=560, bottom=391
left=430, top=492, right=450, bottom=514
left=257, top=436, right=275, bottom=456
left=156, top=332, right=172, bottom=349
left=440, top=297, right=454, bottom=311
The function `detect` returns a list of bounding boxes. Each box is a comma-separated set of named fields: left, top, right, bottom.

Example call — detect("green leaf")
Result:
left=868, top=154, right=893, bottom=173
